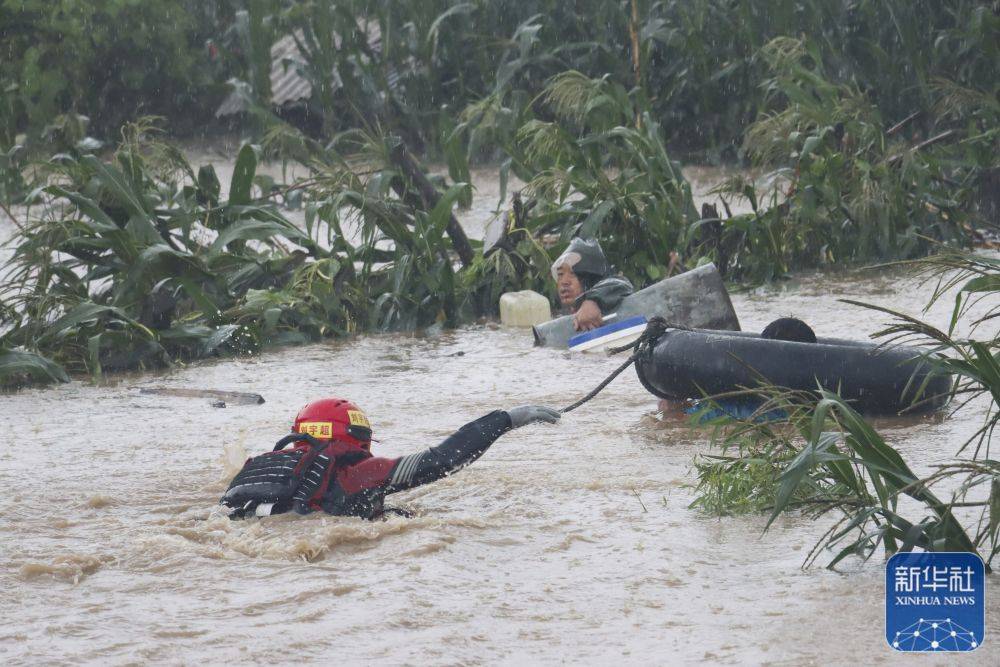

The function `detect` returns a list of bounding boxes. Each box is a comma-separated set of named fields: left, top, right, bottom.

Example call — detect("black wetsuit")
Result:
left=221, top=411, right=512, bottom=520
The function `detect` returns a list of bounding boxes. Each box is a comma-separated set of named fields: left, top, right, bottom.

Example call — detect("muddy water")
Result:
left=2, top=168, right=999, bottom=665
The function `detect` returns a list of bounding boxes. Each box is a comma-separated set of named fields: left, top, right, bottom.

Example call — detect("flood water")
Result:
left=1, top=166, right=998, bottom=665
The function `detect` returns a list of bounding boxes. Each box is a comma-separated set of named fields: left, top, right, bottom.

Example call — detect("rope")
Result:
left=559, top=354, right=638, bottom=414
left=560, top=317, right=673, bottom=414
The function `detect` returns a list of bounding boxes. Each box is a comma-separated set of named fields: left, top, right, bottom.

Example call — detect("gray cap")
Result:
left=551, top=237, right=610, bottom=281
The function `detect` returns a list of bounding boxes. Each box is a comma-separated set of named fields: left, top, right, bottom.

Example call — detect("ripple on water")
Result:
left=18, top=553, right=115, bottom=585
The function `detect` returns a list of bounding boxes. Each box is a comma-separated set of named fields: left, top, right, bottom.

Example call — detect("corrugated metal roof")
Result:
left=268, top=33, right=315, bottom=107
left=216, top=23, right=398, bottom=117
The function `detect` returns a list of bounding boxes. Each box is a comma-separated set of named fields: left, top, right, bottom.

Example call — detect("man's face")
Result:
left=556, top=264, right=584, bottom=306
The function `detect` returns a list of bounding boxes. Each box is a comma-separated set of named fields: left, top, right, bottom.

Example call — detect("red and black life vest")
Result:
left=221, top=433, right=371, bottom=518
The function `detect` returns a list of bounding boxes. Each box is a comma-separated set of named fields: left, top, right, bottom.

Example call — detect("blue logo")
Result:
left=886, top=552, right=985, bottom=651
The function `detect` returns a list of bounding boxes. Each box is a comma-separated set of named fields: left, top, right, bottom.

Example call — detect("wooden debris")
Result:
left=139, top=388, right=265, bottom=405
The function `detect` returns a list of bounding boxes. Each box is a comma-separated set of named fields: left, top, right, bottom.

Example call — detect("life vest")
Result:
left=221, top=433, right=370, bottom=519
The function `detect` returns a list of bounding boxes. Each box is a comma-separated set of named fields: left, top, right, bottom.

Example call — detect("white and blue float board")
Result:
left=568, top=315, right=648, bottom=352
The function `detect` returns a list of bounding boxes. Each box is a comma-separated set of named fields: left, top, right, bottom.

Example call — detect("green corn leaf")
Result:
left=0, top=348, right=69, bottom=385
left=87, top=333, right=102, bottom=377
left=197, top=165, right=221, bottom=204
left=427, top=182, right=472, bottom=236
left=201, top=325, right=241, bottom=355
left=578, top=200, right=616, bottom=238
left=209, top=218, right=302, bottom=255
left=44, top=186, right=119, bottom=232
left=37, top=302, right=154, bottom=344
left=229, top=144, right=258, bottom=206
left=83, top=155, right=148, bottom=219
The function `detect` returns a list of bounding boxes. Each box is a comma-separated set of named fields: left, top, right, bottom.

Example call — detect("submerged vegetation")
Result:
left=5, top=1, right=995, bottom=159
left=691, top=251, right=1000, bottom=568
left=1, top=2, right=997, bottom=389
left=457, top=71, right=701, bottom=286
left=0, top=1, right=230, bottom=142
left=713, top=36, right=997, bottom=278
left=457, top=43, right=994, bottom=283
left=0, top=121, right=552, bottom=384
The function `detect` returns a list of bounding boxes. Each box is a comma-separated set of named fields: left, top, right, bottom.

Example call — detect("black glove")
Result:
left=506, top=405, right=561, bottom=428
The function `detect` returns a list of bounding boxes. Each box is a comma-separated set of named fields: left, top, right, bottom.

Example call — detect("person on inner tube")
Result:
left=220, top=398, right=561, bottom=520
left=552, top=237, right=634, bottom=332
left=658, top=317, right=817, bottom=421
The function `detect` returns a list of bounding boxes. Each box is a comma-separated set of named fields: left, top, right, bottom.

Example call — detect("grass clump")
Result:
left=690, top=251, right=1000, bottom=568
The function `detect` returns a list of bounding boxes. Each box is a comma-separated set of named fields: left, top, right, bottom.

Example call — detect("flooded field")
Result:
left=1, top=168, right=997, bottom=665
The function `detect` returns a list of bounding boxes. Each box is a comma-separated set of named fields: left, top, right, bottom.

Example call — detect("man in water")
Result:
left=658, top=317, right=817, bottom=420
left=552, top=237, right=633, bottom=332
left=221, top=398, right=561, bottom=520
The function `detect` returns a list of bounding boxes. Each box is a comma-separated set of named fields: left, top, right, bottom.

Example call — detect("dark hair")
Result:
left=761, top=317, right=816, bottom=343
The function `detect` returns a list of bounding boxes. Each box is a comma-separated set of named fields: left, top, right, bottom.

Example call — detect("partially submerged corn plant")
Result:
left=707, top=36, right=994, bottom=281
left=0, top=123, right=339, bottom=383
left=691, top=251, right=1000, bottom=568
left=0, top=120, right=555, bottom=388
left=457, top=70, right=702, bottom=288
left=458, top=33, right=994, bottom=288
left=257, top=122, right=555, bottom=324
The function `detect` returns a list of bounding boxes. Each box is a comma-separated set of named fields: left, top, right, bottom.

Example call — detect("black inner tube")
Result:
left=635, top=329, right=952, bottom=415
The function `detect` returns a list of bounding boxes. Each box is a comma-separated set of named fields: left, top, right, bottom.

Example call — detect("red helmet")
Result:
left=293, top=398, right=373, bottom=450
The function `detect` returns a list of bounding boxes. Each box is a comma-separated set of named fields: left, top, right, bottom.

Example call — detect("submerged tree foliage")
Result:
left=691, top=251, right=1000, bottom=568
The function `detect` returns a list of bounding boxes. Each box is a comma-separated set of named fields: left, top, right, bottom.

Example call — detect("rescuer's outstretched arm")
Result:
left=384, top=406, right=560, bottom=492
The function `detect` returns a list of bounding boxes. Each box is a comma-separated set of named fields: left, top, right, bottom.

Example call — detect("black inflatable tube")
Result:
left=635, top=329, right=953, bottom=415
